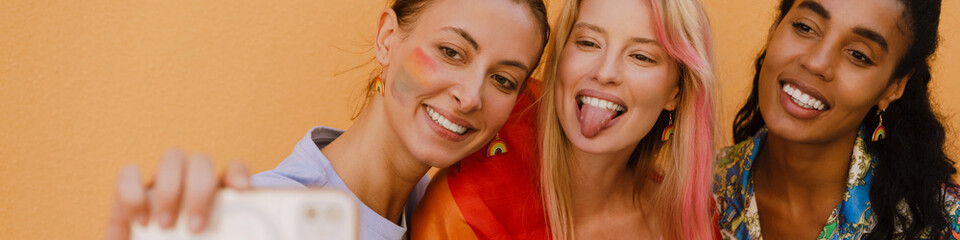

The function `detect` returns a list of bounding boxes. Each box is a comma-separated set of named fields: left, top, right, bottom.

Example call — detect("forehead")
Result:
left=576, top=0, right=657, bottom=37
left=790, top=0, right=911, bottom=49
left=403, top=0, right=544, bottom=64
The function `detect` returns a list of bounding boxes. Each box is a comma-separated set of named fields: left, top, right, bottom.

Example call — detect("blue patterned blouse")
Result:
left=713, top=128, right=960, bottom=239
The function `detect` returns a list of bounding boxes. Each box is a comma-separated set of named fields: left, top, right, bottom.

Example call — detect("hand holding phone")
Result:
left=130, top=189, right=359, bottom=240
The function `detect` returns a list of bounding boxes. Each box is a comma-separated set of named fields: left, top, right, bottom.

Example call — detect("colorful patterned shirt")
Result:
left=713, top=128, right=960, bottom=239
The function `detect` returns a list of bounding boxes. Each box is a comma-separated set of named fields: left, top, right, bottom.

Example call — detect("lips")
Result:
left=782, top=83, right=829, bottom=111
left=778, top=79, right=831, bottom=119
left=575, top=90, right=627, bottom=138
left=423, top=105, right=475, bottom=142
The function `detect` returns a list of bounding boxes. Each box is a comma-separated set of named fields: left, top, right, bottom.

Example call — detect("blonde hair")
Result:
left=538, top=0, right=718, bottom=239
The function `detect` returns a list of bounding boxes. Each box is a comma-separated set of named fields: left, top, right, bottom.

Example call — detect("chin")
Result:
left=764, top=116, right=829, bottom=144
left=410, top=147, right=466, bottom=168
left=563, top=126, right=628, bottom=155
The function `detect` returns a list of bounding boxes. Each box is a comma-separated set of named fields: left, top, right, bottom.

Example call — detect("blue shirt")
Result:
left=713, top=127, right=960, bottom=239
left=251, top=126, right=430, bottom=240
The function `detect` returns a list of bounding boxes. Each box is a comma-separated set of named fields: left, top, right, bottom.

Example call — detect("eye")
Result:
left=791, top=22, right=817, bottom=37
left=440, top=46, right=463, bottom=61
left=492, top=74, right=517, bottom=91
left=630, top=53, right=656, bottom=63
left=847, top=49, right=875, bottom=65
left=576, top=40, right=599, bottom=48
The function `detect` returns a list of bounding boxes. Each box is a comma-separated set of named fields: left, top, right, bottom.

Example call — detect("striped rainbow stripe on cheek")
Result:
left=407, top=47, right=438, bottom=84
left=391, top=47, right=439, bottom=101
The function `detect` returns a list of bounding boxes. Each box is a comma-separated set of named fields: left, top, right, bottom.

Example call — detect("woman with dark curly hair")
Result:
left=714, top=0, right=959, bottom=239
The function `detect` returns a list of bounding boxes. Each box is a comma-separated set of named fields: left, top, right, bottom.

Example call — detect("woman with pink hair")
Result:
left=412, top=0, right=720, bottom=238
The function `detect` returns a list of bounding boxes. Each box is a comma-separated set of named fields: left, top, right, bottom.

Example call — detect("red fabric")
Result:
left=446, top=80, right=547, bottom=240
left=712, top=197, right=722, bottom=239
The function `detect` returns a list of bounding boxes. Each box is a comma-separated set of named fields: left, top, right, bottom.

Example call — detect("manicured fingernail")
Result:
left=159, top=212, right=173, bottom=228
left=189, top=214, right=204, bottom=232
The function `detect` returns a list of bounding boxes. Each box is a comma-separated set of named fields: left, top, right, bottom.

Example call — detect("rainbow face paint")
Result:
left=409, top=47, right=438, bottom=80
left=391, top=47, right=439, bottom=101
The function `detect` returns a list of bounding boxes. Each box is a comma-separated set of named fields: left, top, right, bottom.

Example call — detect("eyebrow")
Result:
left=574, top=22, right=659, bottom=46
left=798, top=1, right=831, bottom=19
left=853, top=27, right=889, bottom=52
left=630, top=37, right=658, bottom=45
left=573, top=22, right=605, bottom=35
left=442, top=27, right=479, bottom=51
left=498, top=60, right=530, bottom=73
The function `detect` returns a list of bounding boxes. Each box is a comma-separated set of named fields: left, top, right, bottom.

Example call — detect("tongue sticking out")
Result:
left=578, top=103, right=618, bottom=138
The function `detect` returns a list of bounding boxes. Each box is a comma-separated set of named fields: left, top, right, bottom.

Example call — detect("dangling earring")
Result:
left=374, top=68, right=385, bottom=96
left=661, top=113, right=675, bottom=142
left=871, top=109, right=886, bottom=141
left=487, top=133, right=508, bottom=157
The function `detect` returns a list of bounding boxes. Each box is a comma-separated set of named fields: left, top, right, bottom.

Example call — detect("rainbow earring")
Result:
left=661, top=114, right=675, bottom=142
left=374, top=77, right=384, bottom=96
left=487, top=133, right=508, bottom=157
left=871, top=109, right=886, bottom=142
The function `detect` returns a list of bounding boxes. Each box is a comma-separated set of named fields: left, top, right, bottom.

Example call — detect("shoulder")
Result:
left=714, top=139, right=756, bottom=186
left=250, top=126, right=343, bottom=189
left=941, top=183, right=960, bottom=235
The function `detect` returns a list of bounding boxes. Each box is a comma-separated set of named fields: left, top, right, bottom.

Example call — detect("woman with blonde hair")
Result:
left=411, top=0, right=719, bottom=238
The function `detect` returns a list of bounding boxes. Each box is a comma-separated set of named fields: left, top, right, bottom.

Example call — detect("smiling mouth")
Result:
left=426, top=106, right=469, bottom=135
left=577, top=95, right=626, bottom=117
left=781, top=83, right=830, bottom=111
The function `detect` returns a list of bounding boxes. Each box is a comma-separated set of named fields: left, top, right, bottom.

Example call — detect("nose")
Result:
left=592, top=50, right=623, bottom=85
left=450, top=71, right=484, bottom=113
left=798, top=40, right=836, bottom=81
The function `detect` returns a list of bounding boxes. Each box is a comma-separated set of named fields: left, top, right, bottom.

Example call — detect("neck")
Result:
left=569, top=146, right=637, bottom=216
left=321, top=99, right=430, bottom=224
left=754, top=129, right=859, bottom=202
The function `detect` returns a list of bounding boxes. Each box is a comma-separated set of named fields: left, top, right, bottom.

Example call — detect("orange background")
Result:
left=1, top=0, right=957, bottom=239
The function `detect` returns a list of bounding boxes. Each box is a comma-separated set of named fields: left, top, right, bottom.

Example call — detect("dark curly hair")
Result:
left=731, top=0, right=957, bottom=238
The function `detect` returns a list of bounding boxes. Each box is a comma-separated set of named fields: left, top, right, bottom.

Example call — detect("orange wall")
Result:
left=0, top=1, right=957, bottom=239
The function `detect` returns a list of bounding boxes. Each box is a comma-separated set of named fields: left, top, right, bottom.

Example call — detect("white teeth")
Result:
left=427, top=107, right=468, bottom=135
left=782, top=84, right=826, bottom=111
left=579, top=96, right=626, bottom=113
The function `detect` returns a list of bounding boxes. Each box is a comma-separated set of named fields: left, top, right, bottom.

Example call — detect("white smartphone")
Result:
left=131, top=189, right=359, bottom=240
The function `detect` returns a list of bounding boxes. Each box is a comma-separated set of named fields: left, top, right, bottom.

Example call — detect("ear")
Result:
left=877, top=72, right=911, bottom=110
left=767, top=20, right=780, bottom=43
left=662, top=83, right=681, bottom=111
left=375, top=8, right=400, bottom=67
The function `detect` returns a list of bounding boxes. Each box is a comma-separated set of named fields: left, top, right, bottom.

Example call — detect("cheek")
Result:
left=557, top=47, right=591, bottom=87
left=834, top=75, right=886, bottom=112
left=629, top=67, right=679, bottom=107
left=483, top=93, right=518, bottom=130
left=392, top=47, right=443, bottom=104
